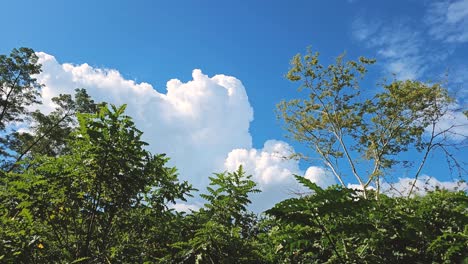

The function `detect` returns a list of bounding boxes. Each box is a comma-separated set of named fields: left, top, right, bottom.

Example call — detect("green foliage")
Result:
left=0, top=104, right=193, bottom=262
left=172, top=166, right=267, bottom=263
left=267, top=176, right=468, bottom=263
left=200, top=166, right=260, bottom=226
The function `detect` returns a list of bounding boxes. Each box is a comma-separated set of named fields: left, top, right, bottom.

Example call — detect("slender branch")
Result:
left=0, top=71, right=22, bottom=127
left=6, top=110, right=73, bottom=172
left=312, top=211, right=346, bottom=264
left=297, top=121, right=346, bottom=187
left=335, top=133, right=366, bottom=192
left=407, top=122, right=436, bottom=197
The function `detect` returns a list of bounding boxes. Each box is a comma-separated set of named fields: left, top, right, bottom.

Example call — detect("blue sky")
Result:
left=1, top=0, right=467, bottom=210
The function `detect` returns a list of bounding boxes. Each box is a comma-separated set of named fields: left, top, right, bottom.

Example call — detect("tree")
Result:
left=277, top=48, right=466, bottom=196
left=0, top=47, right=98, bottom=172
left=0, top=48, right=42, bottom=165
left=0, top=104, right=193, bottom=262
left=6, top=88, right=99, bottom=172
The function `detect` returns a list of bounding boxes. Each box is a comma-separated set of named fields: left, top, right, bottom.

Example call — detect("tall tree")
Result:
left=0, top=48, right=42, bottom=163
left=277, top=48, right=466, bottom=196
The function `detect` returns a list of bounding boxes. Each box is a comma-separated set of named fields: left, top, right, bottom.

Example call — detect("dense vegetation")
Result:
left=0, top=47, right=467, bottom=263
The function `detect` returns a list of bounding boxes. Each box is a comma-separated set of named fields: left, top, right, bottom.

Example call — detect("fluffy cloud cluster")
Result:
left=36, top=52, right=253, bottom=188
left=225, top=140, right=299, bottom=186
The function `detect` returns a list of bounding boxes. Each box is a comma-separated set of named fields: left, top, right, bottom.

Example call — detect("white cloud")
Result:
left=426, top=0, right=468, bottom=43
left=35, top=52, right=253, bottom=189
left=451, top=66, right=468, bottom=88
left=34, top=52, right=464, bottom=213
left=224, top=140, right=300, bottom=187
left=224, top=140, right=336, bottom=189
left=351, top=17, right=381, bottom=42
left=351, top=2, right=468, bottom=81
left=352, top=16, right=467, bottom=142
left=348, top=175, right=467, bottom=196
left=433, top=108, right=468, bottom=141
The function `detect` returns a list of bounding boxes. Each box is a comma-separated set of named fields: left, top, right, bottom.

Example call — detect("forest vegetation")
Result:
left=0, top=47, right=467, bottom=263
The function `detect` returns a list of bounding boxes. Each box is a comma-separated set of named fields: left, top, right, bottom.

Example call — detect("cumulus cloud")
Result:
left=35, top=52, right=253, bottom=189
left=34, top=52, right=342, bottom=212
left=35, top=52, right=335, bottom=212
left=224, top=140, right=300, bottom=187
left=33, top=52, right=464, bottom=213
left=425, top=0, right=468, bottom=43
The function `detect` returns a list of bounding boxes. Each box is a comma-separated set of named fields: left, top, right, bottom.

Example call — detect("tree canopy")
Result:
left=277, top=48, right=464, bottom=196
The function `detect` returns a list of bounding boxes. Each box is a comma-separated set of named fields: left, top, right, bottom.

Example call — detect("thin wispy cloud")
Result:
left=352, top=1, right=467, bottom=139
left=425, top=0, right=468, bottom=43
left=352, top=1, right=468, bottom=81
left=351, top=18, right=450, bottom=80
